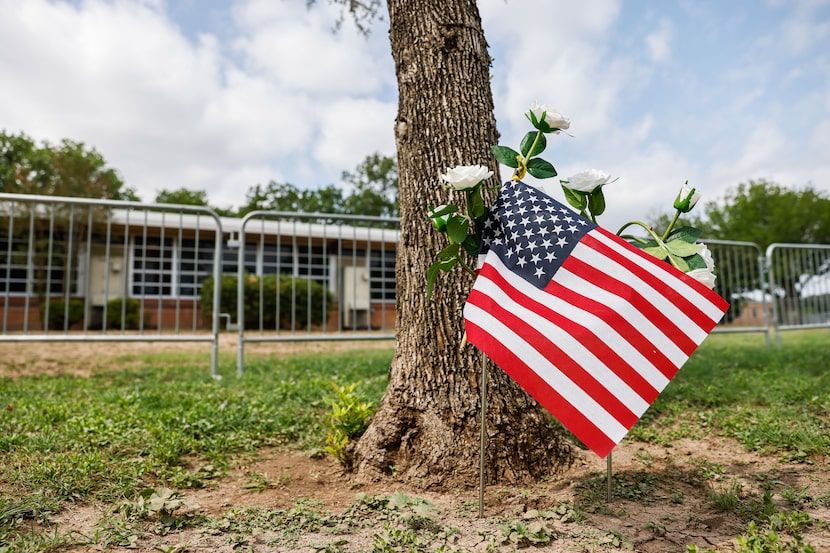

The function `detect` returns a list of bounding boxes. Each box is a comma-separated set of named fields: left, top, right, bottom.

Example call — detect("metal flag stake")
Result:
left=479, top=350, right=488, bottom=518
left=607, top=451, right=613, bottom=502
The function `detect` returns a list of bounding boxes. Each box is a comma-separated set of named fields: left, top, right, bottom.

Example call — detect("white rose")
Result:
left=687, top=268, right=716, bottom=289
left=440, top=165, right=493, bottom=190
left=687, top=243, right=716, bottom=288
left=528, top=101, right=570, bottom=132
left=673, top=184, right=701, bottom=212
left=562, top=169, right=611, bottom=193
left=697, top=243, right=715, bottom=271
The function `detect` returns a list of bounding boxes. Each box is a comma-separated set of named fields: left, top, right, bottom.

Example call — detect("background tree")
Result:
left=237, top=153, right=398, bottom=219
left=49, top=139, right=136, bottom=200
left=0, top=132, right=52, bottom=194
left=695, top=179, right=830, bottom=248
left=695, top=179, right=830, bottom=325
left=344, top=1, right=573, bottom=487
left=155, top=187, right=210, bottom=207
left=154, top=187, right=236, bottom=216
left=341, top=152, right=399, bottom=217
left=238, top=181, right=344, bottom=217
left=1, top=131, right=135, bottom=200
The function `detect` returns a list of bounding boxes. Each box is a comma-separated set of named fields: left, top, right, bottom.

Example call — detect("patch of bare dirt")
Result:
left=0, top=334, right=393, bottom=378
left=45, top=440, right=830, bottom=552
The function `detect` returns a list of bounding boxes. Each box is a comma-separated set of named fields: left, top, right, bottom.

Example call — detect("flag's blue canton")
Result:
left=480, top=181, right=596, bottom=290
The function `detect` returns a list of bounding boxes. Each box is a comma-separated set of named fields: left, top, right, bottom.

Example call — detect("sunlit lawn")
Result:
left=0, top=330, right=828, bottom=549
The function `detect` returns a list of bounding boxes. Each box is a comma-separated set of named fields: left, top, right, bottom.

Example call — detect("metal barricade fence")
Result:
left=235, top=211, right=399, bottom=375
left=0, top=193, right=224, bottom=377
left=706, top=239, right=771, bottom=345
left=766, top=243, right=830, bottom=345
left=6, top=191, right=824, bottom=375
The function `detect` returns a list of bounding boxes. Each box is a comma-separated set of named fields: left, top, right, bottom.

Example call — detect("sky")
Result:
left=1, top=0, right=828, bottom=231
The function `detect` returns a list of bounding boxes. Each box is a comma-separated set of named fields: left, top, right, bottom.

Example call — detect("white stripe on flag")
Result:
left=554, top=265, right=689, bottom=367
left=472, top=272, right=651, bottom=415
left=590, top=229, right=726, bottom=322
left=572, top=241, right=709, bottom=343
left=464, top=301, right=630, bottom=443
left=482, top=254, right=671, bottom=392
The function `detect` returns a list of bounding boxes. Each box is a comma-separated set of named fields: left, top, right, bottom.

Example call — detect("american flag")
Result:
left=463, top=180, right=729, bottom=458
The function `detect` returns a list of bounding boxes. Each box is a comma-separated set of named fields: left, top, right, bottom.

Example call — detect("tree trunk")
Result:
left=352, top=0, right=574, bottom=488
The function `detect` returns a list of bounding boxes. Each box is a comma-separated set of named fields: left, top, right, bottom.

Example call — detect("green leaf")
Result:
left=462, top=233, right=480, bottom=258
left=412, top=501, right=435, bottom=517
left=428, top=204, right=457, bottom=218
left=520, top=131, right=546, bottom=158
left=562, top=185, right=587, bottom=211
left=426, top=263, right=441, bottom=299
left=491, top=145, right=520, bottom=168
left=526, top=157, right=557, bottom=179
left=669, top=254, right=690, bottom=272
left=446, top=215, right=469, bottom=244
left=684, top=253, right=707, bottom=270
left=667, top=226, right=702, bottom=243
left=436, top=242, right=460, bottom=260
left=388, top=492, right=410, bottom=510
left=468, top=188, right=486, bottom=219
left=665, top=239, right=701, bottom=257
left=643, top=244, right=669, bottom=260
left=588, top=188, right=606, bottom=217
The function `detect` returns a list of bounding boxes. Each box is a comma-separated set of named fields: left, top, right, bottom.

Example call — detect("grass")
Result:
left=629, top=330, right=830, bottom=457
left=0, top=347, right=392, bottom=548
left=1, top=330, right=828, bottom=551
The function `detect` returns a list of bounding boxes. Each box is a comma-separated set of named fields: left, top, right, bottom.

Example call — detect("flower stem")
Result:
left=616, top=220, right=683, bottom=270
left=457, top=255, right=477, bottom=276
left=512, top=130, right=544, bottom=181
left=662, top=210, right=681, bottom=241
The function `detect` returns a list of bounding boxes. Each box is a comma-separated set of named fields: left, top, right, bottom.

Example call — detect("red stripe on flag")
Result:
left=593, top=227, right=730, bottom=315
left=561, top=254, right=699, bottom=357
left=464, top=317, right=618, bottom=458
left=545, top=279, right=682, bottom=381
left=477, top=262, right=661, bottom=403
left=585, top=230, right=726, bottom=333
left=467, top=286, right=640, bottom=429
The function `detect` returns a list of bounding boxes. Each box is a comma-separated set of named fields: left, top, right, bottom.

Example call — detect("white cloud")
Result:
left=645, top=18, right=674, bottom=63
left=480, top=0, right=631, bottom=160
left=0, top=0, right=396, bottom=209
left=203, top=69, right=313, bottom=159
left=231, top=0, right=391, bottom=97
left=1, top=0, right=827, bottom=218
left=312, top=98, right=397, bottom=176
left=777, top=0, right=830, bottom=54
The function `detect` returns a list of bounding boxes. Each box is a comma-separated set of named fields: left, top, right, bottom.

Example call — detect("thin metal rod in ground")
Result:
left=479, top=350, right=488, bottom=518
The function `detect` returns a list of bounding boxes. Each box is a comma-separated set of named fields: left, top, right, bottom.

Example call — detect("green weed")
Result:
left=323, top=382, right=376, bottom=464
left=708, top=479, right=743, bottom=512
left=734, top=510, right=816, bottom=553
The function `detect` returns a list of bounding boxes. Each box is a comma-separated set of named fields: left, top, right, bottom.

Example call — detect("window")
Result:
left=370, top=249, right=396, bottom=302
left=0, top=225, right=73, bottom=296
left=132, top=236, right=174, bottom=296
left=261, top=242, right=294, bottom=275
left=178, top=238, right=216, bottom=297
left=222, top=242, right=257, bottom=277
left=297, top=244, right=329, bottom=285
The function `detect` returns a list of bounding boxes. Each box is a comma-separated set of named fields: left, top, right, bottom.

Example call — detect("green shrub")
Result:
left=105, top=298, right=141, bottom=330
left=40, top=299, right=85, bottom=330
left=201, top=274, right=334, bottom=330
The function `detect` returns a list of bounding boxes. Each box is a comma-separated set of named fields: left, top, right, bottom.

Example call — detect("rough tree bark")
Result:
left=351, top=0, right=574, bottom=488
